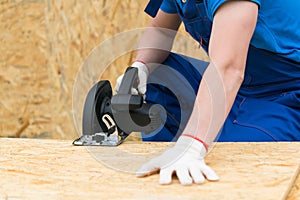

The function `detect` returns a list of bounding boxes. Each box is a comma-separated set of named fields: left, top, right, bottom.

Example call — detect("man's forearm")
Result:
left=135, top=27, right=176, bottom=71
left=135, top=10, right=182, bottom=71
left=182, top=1, right=258, bottom=146
left=183, top=62, right=244, bottom=146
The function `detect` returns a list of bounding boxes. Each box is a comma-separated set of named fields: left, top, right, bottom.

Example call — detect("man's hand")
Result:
left=115, top=61, right=149, bottom=95
left=136, top=136, right=219, bottom=185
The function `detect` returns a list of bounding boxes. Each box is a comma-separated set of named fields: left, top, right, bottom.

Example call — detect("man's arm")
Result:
left=135, top=10, right=182, bottom=71
left=136, top=1, right=259, bottom=185
left=115, top=10, right=181, bottom=95
left=184, top=1, right=259, bottom=145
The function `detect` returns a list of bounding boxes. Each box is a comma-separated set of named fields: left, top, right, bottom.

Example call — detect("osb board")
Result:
left=0, top=0, right=208, bottom=139
left=287, top=171, right=300, bottom=200
left=0, top=0, right=150, bottom=139
left=0, top=138, right=299, bottom=200
left=0, top=0, right=50, bottom=138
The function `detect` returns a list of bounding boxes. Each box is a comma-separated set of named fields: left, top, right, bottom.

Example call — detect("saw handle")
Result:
left=117, top=67, right=139, bottom=95
left=111, top=67, right=143, bottom=110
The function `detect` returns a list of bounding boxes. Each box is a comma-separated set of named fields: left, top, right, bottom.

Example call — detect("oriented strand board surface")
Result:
left=0, top=139, right=299, bottom=200
left=287, top=171, right=300, bottom=200
left=0, top=0, right=49, bottom=138
left=0, top=0, right=151, bottom=139
left=1, top=0, right=207, bottom=139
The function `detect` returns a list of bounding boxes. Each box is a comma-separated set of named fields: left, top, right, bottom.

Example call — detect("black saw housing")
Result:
left=73, top=67, right=166, bottom=146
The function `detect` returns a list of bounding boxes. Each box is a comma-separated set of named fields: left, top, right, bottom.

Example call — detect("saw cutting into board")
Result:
left=73, top=67, right=166, bottom=146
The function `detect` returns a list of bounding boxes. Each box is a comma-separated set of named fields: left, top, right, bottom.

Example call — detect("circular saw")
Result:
left=73, top=67, right=166, bottom=146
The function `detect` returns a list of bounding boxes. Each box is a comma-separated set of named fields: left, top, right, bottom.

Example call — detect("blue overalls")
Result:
left=142, top=0, right=300, bottom=142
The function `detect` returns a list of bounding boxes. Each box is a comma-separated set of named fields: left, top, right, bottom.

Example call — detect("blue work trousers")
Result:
left=142, top=52, right=300, bottom=142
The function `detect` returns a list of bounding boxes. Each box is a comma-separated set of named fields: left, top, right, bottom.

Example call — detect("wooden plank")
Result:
left=0, top=138, right=299, bottom=200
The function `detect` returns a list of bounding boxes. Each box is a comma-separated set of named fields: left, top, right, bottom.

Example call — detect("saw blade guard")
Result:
left=73, top=80, right=128, bottom=146
left=83, top=80, right=113, bottom=136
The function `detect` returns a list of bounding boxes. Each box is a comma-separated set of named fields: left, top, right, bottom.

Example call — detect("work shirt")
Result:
left=160, top=0, right=300, bottom=63
left=144, top=0, right=300, bottom=95
left=142, top=0, right=300, bottom=142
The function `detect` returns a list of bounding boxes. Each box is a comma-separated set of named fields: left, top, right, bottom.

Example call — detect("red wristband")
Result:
left=181, top=134, right=209, bottom=151
left=134, top=60, right=147, bottom=65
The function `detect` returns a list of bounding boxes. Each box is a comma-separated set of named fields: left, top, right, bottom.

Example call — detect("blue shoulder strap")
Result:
left=144, top=0, right=164, bottom=18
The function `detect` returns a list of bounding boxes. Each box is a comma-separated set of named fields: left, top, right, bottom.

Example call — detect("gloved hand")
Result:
left=136, top=135, right=219, bottom=185
left=115, top=61, right=149, bottom=95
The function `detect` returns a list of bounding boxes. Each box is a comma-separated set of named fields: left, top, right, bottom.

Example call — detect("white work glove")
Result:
left=136, top=135, right=219, bottom=185
left=115, top=61, right=149, bottom=95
